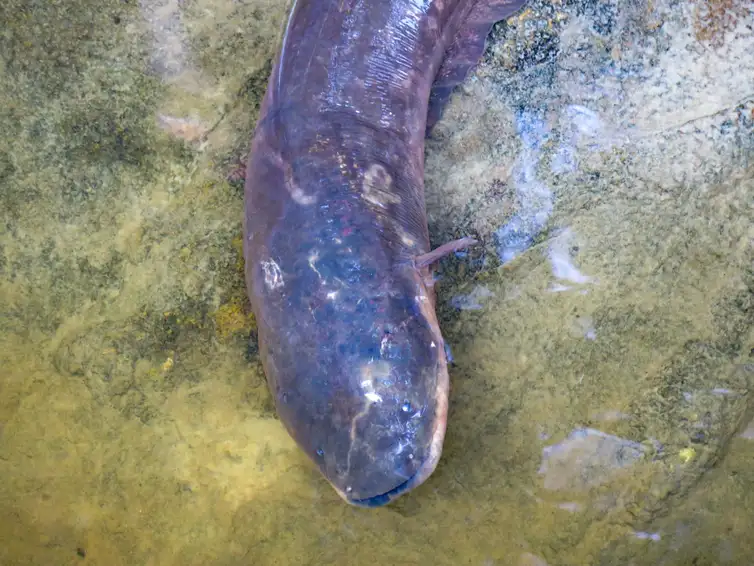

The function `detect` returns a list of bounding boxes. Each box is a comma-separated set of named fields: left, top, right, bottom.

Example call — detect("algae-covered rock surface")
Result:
left=0, top=0, right=752, bottom=565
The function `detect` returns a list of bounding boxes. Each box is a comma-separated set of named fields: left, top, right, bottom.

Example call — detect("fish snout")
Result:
left=327, top=393, right=441, bottom=507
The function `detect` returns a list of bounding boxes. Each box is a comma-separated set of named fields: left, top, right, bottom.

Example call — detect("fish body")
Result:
left=243, top=0, right=528, bottom=506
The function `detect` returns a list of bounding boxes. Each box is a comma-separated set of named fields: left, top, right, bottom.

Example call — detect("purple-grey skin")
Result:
left=243, top=0, right=529, bottom=507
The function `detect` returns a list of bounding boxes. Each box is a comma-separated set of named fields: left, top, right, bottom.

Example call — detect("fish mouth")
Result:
left=345, top=474, right=422, bottom=508
left=336, top=433, right=445, bottom=508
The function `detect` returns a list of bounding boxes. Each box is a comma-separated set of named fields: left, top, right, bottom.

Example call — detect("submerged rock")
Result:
left=538, top=428, right=646, bottom=491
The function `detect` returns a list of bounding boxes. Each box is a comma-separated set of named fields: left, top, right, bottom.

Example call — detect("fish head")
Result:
left=326, top=264, right=449, bottom=507
left=261, top=261, right=450, bottom=507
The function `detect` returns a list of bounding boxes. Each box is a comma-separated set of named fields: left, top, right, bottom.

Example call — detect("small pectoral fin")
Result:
left=414, top=237, right=479, bottom=269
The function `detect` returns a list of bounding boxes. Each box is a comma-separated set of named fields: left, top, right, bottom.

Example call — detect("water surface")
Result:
left=1, top=0, right=753, bottom=564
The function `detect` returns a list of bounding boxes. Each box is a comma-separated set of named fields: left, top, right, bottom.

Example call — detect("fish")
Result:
left=242, top=0, right=529, bottom=507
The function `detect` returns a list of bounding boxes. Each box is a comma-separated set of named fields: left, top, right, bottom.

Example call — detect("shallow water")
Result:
left=1, top=0, right=753, bottom=564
